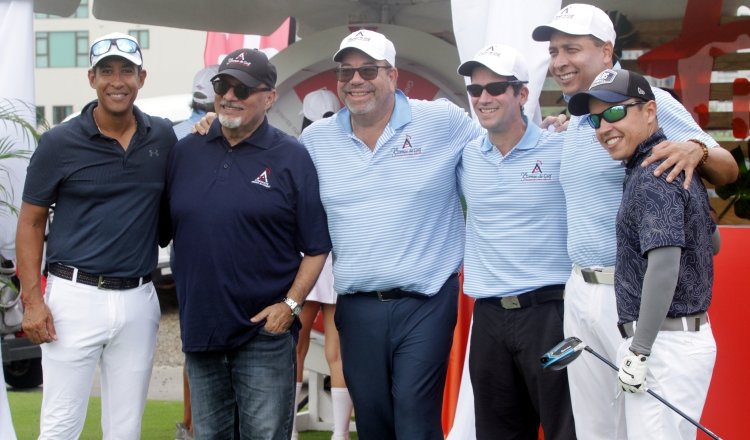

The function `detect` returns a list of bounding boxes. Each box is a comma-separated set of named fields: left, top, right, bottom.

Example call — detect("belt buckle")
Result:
left=580, top=268, right=598, bottom=284
left=98, top=275, right=105, bottom=289
left=376, top=291, right=392, bottom=302
left=500, top=296, right=521, bottom=309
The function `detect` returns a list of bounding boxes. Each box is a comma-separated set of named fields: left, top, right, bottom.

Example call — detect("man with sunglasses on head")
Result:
left=297, top=30, right=482, bottom=440
left=532, top=4, right=737, bottom=438
left=457, top=44, right=575, bottom=440
left=17, top=33, right=177, bottom=439
left=165, top=48, right=330, bottom=439
left=568, top=69, right=717, bottom=440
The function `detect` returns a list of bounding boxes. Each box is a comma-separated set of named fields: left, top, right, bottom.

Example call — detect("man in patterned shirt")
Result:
left=568, top=69, right=717, bottom=440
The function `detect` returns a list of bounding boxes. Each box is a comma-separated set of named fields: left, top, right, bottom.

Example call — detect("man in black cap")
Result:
left=166, top=48, right=331, bottom=439
left=568, top=69, right=718, bottom=440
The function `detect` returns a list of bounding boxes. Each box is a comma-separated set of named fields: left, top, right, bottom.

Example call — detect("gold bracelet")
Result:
left=689, top=139, right=709, bottom=166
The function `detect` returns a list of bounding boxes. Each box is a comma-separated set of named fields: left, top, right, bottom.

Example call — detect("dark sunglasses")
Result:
left=466, top=81, right=527, bottom=98
left=212, top=79, right=271, bottom=100
left=586, top=101, right=646, bottom=129
left=90, top=38, right=140, bottom=62
left=334, top=65, right=391, bottom=82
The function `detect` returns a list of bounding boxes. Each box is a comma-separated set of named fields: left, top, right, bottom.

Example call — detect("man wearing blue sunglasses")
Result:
left=568, top=69, right=718, bottom=440
left=17, top=32, right=177, bottom=439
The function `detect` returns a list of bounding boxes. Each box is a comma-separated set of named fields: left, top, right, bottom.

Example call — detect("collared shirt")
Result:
left=300, top=90, right=483, bottom=295
left=460, top=120, right=570, bottom=298
left=167, top=117, right=331, bottom=351
left=615, top=129, right=714, bottom=323
left=23, top=100, right=176, bottom=277
left=561, top=87, right=718, bottom=267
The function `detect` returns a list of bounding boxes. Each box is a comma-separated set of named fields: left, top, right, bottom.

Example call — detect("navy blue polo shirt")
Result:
left=167, top=118, right=331, bottom=352
left=615, top=129, right=714, bottom=324
left=23, top=100, right=176, bottom=277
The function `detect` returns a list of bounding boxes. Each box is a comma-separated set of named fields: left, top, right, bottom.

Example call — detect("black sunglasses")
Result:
left=334, top=65, right=391, bottom=82
left=466, top=81, right=527, bottom=98
left=586, top=101, right=646, bottom=129
left=212, top=79, right=271, bottom=100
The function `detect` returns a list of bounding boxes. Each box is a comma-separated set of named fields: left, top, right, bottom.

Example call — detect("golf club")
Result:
left=541, top=337, right=721, bottom=440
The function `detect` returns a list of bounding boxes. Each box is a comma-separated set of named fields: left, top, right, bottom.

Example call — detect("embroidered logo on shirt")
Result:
left=391, top=134, right=422, bottom=158
left=149, top=149, right=159, bottom=157
left=521, top=160, right=553, bottom=181
left=252, top=168, right=271, bottom=188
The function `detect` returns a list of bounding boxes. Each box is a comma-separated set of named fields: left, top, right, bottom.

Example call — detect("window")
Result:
left=36, top=31, right=89, bottom=68
left=35, top=106, right=45, bottom=124
left=128, top=30, right=150, bottom=49
left=35, top=0, right=88, bottom=18
left=52, top=106, right=73, bottom=125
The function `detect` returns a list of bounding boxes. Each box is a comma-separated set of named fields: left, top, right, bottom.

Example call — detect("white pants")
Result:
left=617, top=325, right=716, bottom=440
left=1, top=343, right=18, bottom=440
left=39, top=275, right=160, bottom=440
left=564, top=269, right=627, bottom=440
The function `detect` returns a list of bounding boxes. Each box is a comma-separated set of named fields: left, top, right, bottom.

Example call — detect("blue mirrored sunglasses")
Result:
left=90, top=38, right=140, bottom=63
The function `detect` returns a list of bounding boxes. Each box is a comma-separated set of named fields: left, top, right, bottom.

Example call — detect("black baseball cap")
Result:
left=212, top=48, right=277, bottom=88
left=568, top=69, right=655, bottom=116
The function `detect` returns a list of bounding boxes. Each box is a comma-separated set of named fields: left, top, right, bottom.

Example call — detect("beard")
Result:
left=218, top=114, right=242, bottom=129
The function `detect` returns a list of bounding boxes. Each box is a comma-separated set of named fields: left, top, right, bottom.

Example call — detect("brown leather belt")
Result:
left=49, top=263, right=151, bottom=290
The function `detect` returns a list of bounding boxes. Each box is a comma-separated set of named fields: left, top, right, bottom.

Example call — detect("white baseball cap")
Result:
left=532, top=3, right=616, bottom=44
left=333, top=30, right=396, bottom=66
left=89, top=32, right=143, bottom=68
left=191, top=65, right=219, bottom=105
left=301, top=89, right=341, bottom=121
left=457, top=44, right=529, bottom=81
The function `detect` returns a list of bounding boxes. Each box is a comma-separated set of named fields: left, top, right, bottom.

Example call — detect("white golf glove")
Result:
left=618, top=351, right=648, bottom=393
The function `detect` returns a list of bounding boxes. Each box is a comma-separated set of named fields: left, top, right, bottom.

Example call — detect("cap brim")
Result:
left=213, top=70, right=262, bottom=88
left=92, top=52, right=142, bottom=68
left=532, top=25, right=558, bottom=42
left=457, top=60, right=484, bottom=76
left=568, top=90, right=630, bottom=115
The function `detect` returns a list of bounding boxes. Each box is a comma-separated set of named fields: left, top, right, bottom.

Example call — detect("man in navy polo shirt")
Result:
left=568, top=69, right=717, bottom=440
left=166, top=48, right=330, bottom=439
left=17, top=33, right=176, bottom=439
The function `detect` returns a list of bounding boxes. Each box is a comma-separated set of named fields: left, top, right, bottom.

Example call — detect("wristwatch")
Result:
left=282, top=297, right=302, bottom=317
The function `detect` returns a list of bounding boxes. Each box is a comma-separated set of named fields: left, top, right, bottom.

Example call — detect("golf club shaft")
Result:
left=583, top=346, right=721, bottom=440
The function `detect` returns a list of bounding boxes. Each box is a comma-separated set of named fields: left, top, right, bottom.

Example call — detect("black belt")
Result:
left=355, top=288, right=428, bottom=301
left=480, top=284, right=565, bottom=310
left=49, top=263, right=151, bottom=290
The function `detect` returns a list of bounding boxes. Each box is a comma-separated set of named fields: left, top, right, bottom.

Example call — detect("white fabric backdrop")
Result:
left=448, top=1, right=561, bottom=437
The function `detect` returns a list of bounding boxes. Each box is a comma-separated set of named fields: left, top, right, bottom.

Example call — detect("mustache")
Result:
left=220, top=100, right=244, bottom=110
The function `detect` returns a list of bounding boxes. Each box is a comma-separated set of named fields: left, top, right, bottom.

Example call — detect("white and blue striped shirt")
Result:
left=561, top=87, right=718, bottom=267
left=300, top=90, right=483, bottom=295
left=460, top=121, right=570, bottom=298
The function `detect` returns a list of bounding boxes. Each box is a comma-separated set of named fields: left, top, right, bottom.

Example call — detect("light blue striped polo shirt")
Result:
left=300, top=90, right=483, bottom=295
left=460, top=120, right=570, bottom=299
left=561, top=87, right=718, bottom=267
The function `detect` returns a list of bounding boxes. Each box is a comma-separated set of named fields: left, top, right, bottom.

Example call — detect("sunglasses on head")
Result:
left=334, top=65, right=391, bottom=82
left=90, top=38, right=140, bottom=62
left=466, top=81, right=526, bottom=98
left=586, top=101, right=646, bottom=129
left=211, top=79, right=271, bottom=100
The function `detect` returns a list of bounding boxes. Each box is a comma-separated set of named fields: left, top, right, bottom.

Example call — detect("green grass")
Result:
left=7, top=390, right=354, bottom=439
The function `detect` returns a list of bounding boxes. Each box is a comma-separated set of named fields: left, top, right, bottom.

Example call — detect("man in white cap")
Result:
left=17, top=32, right=177, bottom=439
left=173, top=64, right=220, bottom=140
left=457, top=44, right=575, bottom=440
left=298, top=29, right=483, bottom=440
left=532, top=4, right=737, bottom=439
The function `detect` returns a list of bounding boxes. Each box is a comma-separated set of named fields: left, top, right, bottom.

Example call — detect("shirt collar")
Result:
left=81, top=99, right=152, bottom=139
left=208, top=115, right=273, bottom=149
left=480, top=115, right=542, bottom=154
left=626, top=128, right=666, bottom=170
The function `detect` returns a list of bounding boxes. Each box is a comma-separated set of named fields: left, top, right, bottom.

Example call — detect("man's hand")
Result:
left=641, top=140, right=702, bottom=189
left=250, top=302, right=294, bottom=334
left=192, top=112, right=217, bottom=135
left=618, top=351, right=648, bottom=393
left=540, top=113, right=569, bottom=133
left=21, top=299, right=56, bottom=344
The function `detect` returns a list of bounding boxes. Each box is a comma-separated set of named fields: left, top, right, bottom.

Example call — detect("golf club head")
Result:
left=540, top=337, right=585, bottom=370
